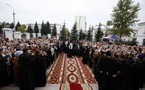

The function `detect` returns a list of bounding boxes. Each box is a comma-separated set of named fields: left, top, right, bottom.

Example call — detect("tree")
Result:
left=27, top=24, right=33, bottom=33
left=45, top=21, right=51, bottom=35
left=52, top=24, right=57, bottom=37
left=34, top=22, right=39, bottom=38
left=60, top=23, right=67, bottom=40
left=9, top=23, right=14, bottom=29
left=82, top=32, right=87, bottom=40
left=87, top=27, right=92, bottom=41
left=0, top=24, right=2, bottom=34
left=95, top=23, right=104, bottom=42
left=71, top=22, right=78, bottom=40
left=17, top=25, right=26, bottom=32
left=2, top=22, right=5, bottom=28
left=15, top=21, right=21, bottom=31
left=0, top=22, right=4, bottom=33
left=106, top=20, right=113, bottom=26
left=79, top=29, right=83, bottom=40
left=5, top=23, right=10, bottom=28
left=109, top=0, right=140, bottom=38
left=27, top=24, right=33, bottom=38
left=41, top=21, right=45, bottom=36
left=0, top=22, right=5, bottom=34
left=66, top=29, right=70, bottom=39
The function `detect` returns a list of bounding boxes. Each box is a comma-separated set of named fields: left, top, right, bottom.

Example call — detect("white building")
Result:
left=75, top=16, right=87, bottom=31
left=14, top=31, right=22, bottom=39
left=136, top=22, right=145, bottom=45
left=2, top=28, right=14, bottom=40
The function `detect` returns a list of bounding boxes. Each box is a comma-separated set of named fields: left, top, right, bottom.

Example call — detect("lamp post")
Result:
left=6, top=4, right=16, bottom=31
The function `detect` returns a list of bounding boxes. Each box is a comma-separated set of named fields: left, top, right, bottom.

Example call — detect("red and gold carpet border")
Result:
left=47, top=53, right=96, bottom=84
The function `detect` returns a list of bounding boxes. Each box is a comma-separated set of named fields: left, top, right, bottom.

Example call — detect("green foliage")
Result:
left=95, top=23, right=104, bottom=42
left=71, top=22, right=78, bottom=40
left=0, top=24, right=2, bottom=34
left=2, top=22, right=5, bottom=28
left=34, top=22, right=39, bottom=33
left=41, top=21, right=45, bottom=36
left=79, top=29, right=83, bottom=40
left=82, top=32, right=87, bottom=40
left=60, top=23, right=67, bottom=40
left=110, top=0, right=140, bottom=38
left=34, top=22, right=39, bottom=38
left=52, top=24, right=57, bottom=37
left=27, top=24, right=33, bottom=33
left=66, top=29, right=70, bottom=38
left=9, top=23, right=14, bottom=29
left=87, top=27, right=92, bottom=41
left=15, top=21, right=21, bottom=31
left=0, top=22, right=5, bottom=34
left=106, top=20, right=113, bottom=26
left=45, top=21, right=51, bottom=35
left=18, top=25, right=26, bottom=32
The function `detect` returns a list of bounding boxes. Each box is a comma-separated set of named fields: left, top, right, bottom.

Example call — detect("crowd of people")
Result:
left=0, top=38, right=58, bottom=90
left=0, top=38, right=145, bottom=90
left=60, top=40, right=145, bottom=90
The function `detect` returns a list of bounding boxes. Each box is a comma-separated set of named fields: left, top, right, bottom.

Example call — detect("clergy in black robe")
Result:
left=34, top=50, right=46, bottom=87
left=142, top=58, right=145, bottom=84
left=19, top=48, right=35, bottom=90
left=96, top=53, right=106, bottom=90
left=96, top=51, right=116, bottom=90
left=115, top=54, right=131, bottom=90
left=93, top=51, right=101, bottom=79
left=89, top=48, right=94, bottom=68
left=82, top=46, right=90, bottom=64
left=0, top=52, right=9, bottom=87
left=79, top=43, right=84, bottom=57
left=131, top=56, right=145, bottom=90
left=46, top=48, right=51, bottom=67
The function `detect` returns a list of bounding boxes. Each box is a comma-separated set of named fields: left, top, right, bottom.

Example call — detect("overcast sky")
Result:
left=0, top=0, right=144, bottom=29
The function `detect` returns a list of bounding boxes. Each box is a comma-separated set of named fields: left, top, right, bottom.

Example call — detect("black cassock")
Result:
left=82, top=47, right=90, bottom=64
left=34, top=55, right=46, bottom=87
left=89, top=48, right=94, bottom=68
left=19, top=53, right=35, bottom=90
left=116, top=60, right=131, bottom=90
left=0, top=55, right=9, bottom=87
left=96, top=56, right=116, bottom=90
left=94, top=56, right=100, bottom=79
left=79, top=45, right=84, bottom=57
left=131, top=61, right=145, bottom=90
left=46, top=49, right=51, bottom=67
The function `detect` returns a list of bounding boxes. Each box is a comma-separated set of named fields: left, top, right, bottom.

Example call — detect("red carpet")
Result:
left=47, top=53, right=96, bottom=90
left=60, top=83, right=93, bottom=90
left=70, top=83, right=82, bottom=90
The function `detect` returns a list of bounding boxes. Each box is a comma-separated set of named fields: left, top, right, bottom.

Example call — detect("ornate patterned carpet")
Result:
left=47, top=53, right=97, bottom=90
